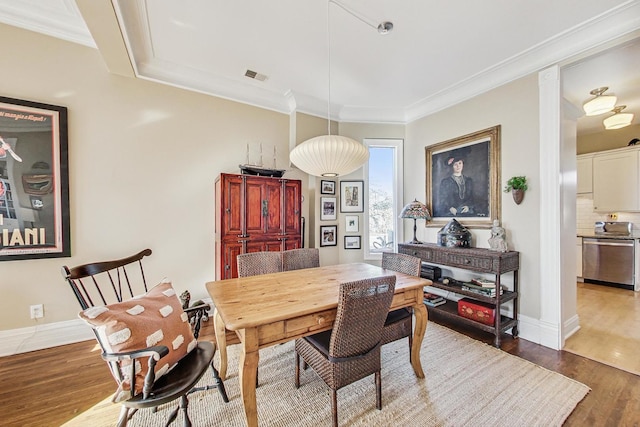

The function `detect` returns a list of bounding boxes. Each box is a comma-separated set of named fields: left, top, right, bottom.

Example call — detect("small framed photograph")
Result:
left=344, top=235, right=361, bottom=250
left=321, top=180, right=335, bottom=195
left=345, top=215, right=359, bottom=233
left=320, top=197, right=337, bottom=221
left=320, top=225, right=337, bottom=247
left=340, top=180, right=364, bottom=213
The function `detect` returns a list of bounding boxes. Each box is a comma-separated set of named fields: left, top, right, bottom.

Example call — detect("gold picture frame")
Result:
left=425, top=125, right=501, bottom=228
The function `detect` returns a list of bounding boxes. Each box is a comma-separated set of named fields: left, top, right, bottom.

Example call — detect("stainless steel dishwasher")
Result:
left=582, top=222, right=635, bottom=289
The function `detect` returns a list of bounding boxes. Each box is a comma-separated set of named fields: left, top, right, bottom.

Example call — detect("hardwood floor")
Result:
left=564, top=282, right=640, bottom=376
left=2, top=316, right=639, bottom=426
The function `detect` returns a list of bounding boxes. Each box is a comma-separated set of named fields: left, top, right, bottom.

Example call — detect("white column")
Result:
left=538, top=65, right=562, bottom=350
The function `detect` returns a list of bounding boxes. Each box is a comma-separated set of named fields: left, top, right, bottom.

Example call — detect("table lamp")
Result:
left=399, top=199, right=431, bottom=244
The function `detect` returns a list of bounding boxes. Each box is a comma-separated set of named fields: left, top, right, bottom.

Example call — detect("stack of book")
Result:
left=461, top=278, right=503, bottom=297
left=423, top=292, right=446, bottom=307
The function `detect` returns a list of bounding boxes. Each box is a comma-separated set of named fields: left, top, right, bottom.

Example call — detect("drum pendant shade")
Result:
left=290, top=135, right=369, bottom=177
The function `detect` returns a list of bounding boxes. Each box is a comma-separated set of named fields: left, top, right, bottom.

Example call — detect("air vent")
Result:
left=244, top=69, right=268, bottom=82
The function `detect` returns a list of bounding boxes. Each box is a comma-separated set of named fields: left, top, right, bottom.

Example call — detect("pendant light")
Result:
left=290, top=1, right=390, bottom=177
left=604, top=105, right=634, bottom=130
left=583, top=87, right=617, bottom=116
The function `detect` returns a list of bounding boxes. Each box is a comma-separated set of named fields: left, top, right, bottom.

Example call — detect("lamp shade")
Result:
left=399, top=199, right=431, bottom=220
left=604, top=111, right=634, bottom=130
left=583, top=87, right=617, bottom=116
left=290, top=135, right=369, bottom=177
left=583, top=95, right=617, bottom=116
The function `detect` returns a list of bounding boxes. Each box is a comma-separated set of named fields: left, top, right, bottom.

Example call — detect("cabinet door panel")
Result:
left=245, top=178, right=266, bottom=234
left=222, top=175, right=244, bottom=236
left=284, top=180, right=301, bottom=235
left=593, top=151, right=639, bottom=211
left=222, top=241, right=243, bottom=279
left=284, top=238, right=301, bottom=251
left=576, top=156, right=593, bottom=194
left=264, top=180, right=283, bottom=235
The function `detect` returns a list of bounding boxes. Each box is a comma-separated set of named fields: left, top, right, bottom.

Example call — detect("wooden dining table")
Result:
left=206, top=262, right=431, bottom=427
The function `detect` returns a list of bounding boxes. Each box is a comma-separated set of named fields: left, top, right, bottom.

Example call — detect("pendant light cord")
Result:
left=327, top=0, right=332, bottom=136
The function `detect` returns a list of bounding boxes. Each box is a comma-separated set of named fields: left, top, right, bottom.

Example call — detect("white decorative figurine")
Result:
left=488, top=219, right=508, bottom=252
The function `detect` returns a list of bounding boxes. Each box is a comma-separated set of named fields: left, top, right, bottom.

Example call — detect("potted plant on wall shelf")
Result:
left=504, top=176, right=528, bottom=205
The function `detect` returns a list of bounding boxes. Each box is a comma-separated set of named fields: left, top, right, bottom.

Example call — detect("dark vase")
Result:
left=512, top=189, right=525, bottom=205
left=437, top=218, right=472, bottom=248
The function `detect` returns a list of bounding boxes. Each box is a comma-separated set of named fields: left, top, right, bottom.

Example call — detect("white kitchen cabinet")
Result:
left=592, top=148, right=640, bottom=212
left=576, top=154, right=593, bottom=194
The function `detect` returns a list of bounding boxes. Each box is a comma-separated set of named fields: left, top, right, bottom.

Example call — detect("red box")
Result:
left=457, top=298, right=496, bottom=325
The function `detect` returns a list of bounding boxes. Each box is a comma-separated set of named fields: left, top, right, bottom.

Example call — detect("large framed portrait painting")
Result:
left=425, top=125, right=501, bottom=228
left=0, top=96, right=70, bottom=261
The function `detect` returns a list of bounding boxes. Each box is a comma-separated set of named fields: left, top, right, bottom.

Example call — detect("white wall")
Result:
left=405, top=74, right=542, bottom=322
left=0, top=21, right=564, bottom=353
left=0, top=24, right=295, bottom=334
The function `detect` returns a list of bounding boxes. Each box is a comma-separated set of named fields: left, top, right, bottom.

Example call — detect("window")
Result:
left=364, top=139, right=403, bottom=260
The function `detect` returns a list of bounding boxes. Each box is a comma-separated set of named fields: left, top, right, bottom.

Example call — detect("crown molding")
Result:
left=0, top=0, right=94, bottom=47
left=403, top=0, right=640, bottom=123
left=2, top=0, right=639, bottom=124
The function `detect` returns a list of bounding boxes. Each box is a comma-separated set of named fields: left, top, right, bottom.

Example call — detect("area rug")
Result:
left=121, top=323, right=589, bottom=426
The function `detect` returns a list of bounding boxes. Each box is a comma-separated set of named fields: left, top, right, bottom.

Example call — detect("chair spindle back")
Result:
left=61, top=249, right=152, bottom=310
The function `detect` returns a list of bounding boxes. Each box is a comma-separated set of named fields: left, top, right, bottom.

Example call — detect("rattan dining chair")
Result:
left=236, top=251, right=283, bottom=277
left=62, top=249, right=228, bottom=427
left=381, top=252, right=422, bottom=357
left=235, top=250, right=283, bottom=386
left=282, top=248, right=320, bottom=271
left=294, top=275, right=396, bottom=427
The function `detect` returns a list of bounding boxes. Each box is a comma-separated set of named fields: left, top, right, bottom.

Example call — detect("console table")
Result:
left=398, top=242, right=520, bottom=347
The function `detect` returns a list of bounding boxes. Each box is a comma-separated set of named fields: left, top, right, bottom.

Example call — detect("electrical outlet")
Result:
left=608, top=213, right=618, bottom=220
left=30, top=304, right=44, bottom=319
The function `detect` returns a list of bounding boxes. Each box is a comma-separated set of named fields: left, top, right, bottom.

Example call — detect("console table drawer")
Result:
left=398, top=245, right=434, bottom=262
left=435, top=252, right=493, bottom=271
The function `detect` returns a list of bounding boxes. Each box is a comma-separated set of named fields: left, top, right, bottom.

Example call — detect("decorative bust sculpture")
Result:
left=488, top=219, right=508, bottom=252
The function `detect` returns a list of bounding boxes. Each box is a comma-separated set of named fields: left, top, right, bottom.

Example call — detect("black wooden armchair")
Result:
left=62, top=249, right=228, bottom=427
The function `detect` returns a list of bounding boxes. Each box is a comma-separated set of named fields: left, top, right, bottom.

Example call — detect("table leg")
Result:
left=213, top=308, right=228, bottom=380
left=239, top=328, right=260, bottom=427
left=411, top=301, right=428, bottom=378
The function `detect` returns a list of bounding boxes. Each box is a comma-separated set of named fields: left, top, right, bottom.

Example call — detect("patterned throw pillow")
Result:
left=78, top=280, right=197, bottom=402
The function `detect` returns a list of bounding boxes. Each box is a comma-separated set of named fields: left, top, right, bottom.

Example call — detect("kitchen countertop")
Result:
left=578, top=232, right=640, bottom=240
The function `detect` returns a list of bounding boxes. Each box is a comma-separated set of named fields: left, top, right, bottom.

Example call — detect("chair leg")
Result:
left=331, top=389, right=338, bottom=427
left=163, top=395, right=191, bottom=427
left=180, top=395, right=191, bottom=427
left=294, top=352, right=300, bottom=388
left=116, top=406, right=130, bottom=427
left=375, top=371, right=382, bottom=410
left=211, top=362, right=229, bottom=403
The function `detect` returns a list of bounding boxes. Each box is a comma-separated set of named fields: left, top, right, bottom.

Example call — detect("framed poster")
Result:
left=340, top=180, right=364, bottom=213
left=344, top=235, right=361, bottom=250
left=425, top=125, right=501, bottom=228
left=0, top=96, right=70, bottom=261
left=320, top=197, right=337, bottom=221
left=320, top=225, right=337, bottom=247
left=320, top=180, right=335, bottom=195
left=345, top=215, right=359, bottom=233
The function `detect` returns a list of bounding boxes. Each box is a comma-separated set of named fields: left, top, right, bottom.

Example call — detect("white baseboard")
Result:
left=563, top=314, right=581, bottom=341
left=0, top=319, right=94, bottom=357
left=512, top=314, right=563, bottom=350
left=0, top=298, right=215, bottom=357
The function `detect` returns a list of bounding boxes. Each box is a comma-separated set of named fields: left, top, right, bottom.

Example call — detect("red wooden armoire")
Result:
left=215, top=173, right=302, bottom=279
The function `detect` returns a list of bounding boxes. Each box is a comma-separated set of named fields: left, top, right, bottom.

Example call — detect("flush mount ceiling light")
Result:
left=583, top=87, right=617, bottom=116
left=603, top=105, right=634, bottom=130
left=290, top=0, right=392, bottom=177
